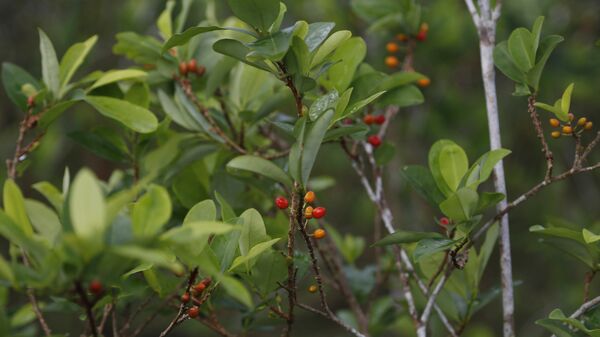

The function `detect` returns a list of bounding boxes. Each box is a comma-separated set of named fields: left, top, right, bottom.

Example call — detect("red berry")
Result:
left=416, top=30, right=427, bottom=41
left=363, top=114, right=375, bottom=125
left=201, top=277, right=212, bottom=287
left=188, top=306, right=200, bottom=318
left=27, top=96, right=35, bottom=107
left=188, top=59, right=198, bottom=73
left=374, top=115, right=386, bottom=125
left=88, top=280, right=103, bottom=295
left=312, top=207, right=326, bottom=219
left=179, top=62, right=188, bottom=76
left=367, top=135, right=382, bottom=147
left=194, top=282, right=206, bottom=293
left=275, top=196, right=289, bottom=209
left=181, top=292, right=190, bottom=303
left=439, top=217, right=450, bottom=226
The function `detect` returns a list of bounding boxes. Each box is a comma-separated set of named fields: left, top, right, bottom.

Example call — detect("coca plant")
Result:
left=0, top=1, right=598, bottom=337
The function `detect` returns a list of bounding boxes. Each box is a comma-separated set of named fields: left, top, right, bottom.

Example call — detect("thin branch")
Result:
left=549, top=295, right=600, bottom=337
left=158, top=268, right=198, bottom=337
left=281, top=183, right=301, bottom=337
left=584, top=271, right=596, bottom=303
left=528, top=95, right=554, bottom=180
left=75, top=281, right=99, bottom=337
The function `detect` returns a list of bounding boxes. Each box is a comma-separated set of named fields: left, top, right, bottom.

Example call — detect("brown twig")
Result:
left=528, top=95, right=554, bottom=180
left=281, top=183, right=302, bottom=337
left=75, top=281, right=99, bottom=337
left=584, top=271, right=596, bottom=303
left=158, top=268, right=198, bottom=337
left=276, top=62, right=303, bottom=116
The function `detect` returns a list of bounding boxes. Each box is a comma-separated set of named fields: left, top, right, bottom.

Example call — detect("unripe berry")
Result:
left=367, top=135, right=382, bottom=147
left=385, top=56, right=399, bottom=69
left=585, top=121, right=593, bottom=130
left=275, top=196, right=289, bottom=209
left=304, top=206, right=314, bottom=219
left=562, top=126, right=573, bottom=135
left=439, top=217, right=450, bottom=226
left=551, top=131, right=561, bottom=139
left=304, top=191, right=315, bottom=204
left=312, top=207, right=326, bottom=219
left=549, top=118, right=560, bottom=128
left=188, top=59, right=198, bottom=73
left=396, top=33, right=409, bottom=42
left=416, top=30, right=427, bottom=42
left=417, top=78, right=431, bottom=88
left=578, top=117, right=587, bottom=126
left=308, top=285, right=318, bottom=293
left=181, top=292, right=190, bottom=303
left=313, top=228, right=326, bottom=239
left=27, top=95, right=35, bottom=107
left=88, top=280, right=103, bottom=295
left=188, top=306, right=200, bottom=318
left=363, top=114, right=375, bottom=125
left=194, top=282, right=206, bottom=293
left=179, top=62, right=188, bottom=76
left=374, top=115, right=386, bottom=125
left=386, top=42, right=400, bottom=53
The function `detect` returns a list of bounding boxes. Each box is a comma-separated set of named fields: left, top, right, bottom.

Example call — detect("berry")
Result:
left=304, top=191, right=315, bottom=204
left=417, top=78, right=431, bottom=88
left=439, top=217, right=450, bottom=226
left=312, top=207, right=326, bottom=219
left=27, top=96, right=35, bottom=107
left=549, top=118, right=560, bottom=128
left=578, top=117, right=587, bottom=126
left=313, top=228, right=326, bottom=239
left=396, top=33, right=408, bottom=42
left=562, top=126, right=573, bottom=135
left=188, top=59, right=198, bottom=73
left=368, top=135, right=382, bottom=147
left=88, top=280, right=103, bottom=295
left=385, top=56, right=399, bottom=69
left=363, top=114, right=375, bottom=125
left=201, top=277, right=212, bottom=287
left=181, top=292, right=190, bottom=303
left=275, top=196, right=289, bottom=209
left=194, top=282, right=206, bottom=293
left=568, top=113, right=575, bottom=121
left=420, top=22, right=429, bottom=33
left=416, top=30, right=427, bottom=42
left=585, top=121, right=593, bottom=130
left=374, top=115, right=386, bottom=125
left=343, top=118, right=354, bottom=125
left=308, top=285, right=318, bottom=293
left=196, top=66, right=206, bottom=77
left=188, top=306, right=200, bottom=318
left=386, top=42, right=400, bottom=53
left=304, top=206, right=314, bottom=219
left=179, top=62, right=188, bottom=76
left=551, top=131, right=561, bottom=139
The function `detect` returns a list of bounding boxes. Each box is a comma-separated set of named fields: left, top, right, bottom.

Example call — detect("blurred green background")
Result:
left=1, top=0, right=599, bottom=336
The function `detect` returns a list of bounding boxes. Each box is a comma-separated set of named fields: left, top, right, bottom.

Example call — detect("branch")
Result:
left=281, top=183, right=302, bottom=337
left=549, top=295, right=600, bottom=337
left=158, top=268, right=198, bottom=337
left=75, top=281, right=99, bottom=337
left=297, top=303, right=367, bottom=337
left=528, top=95, right=554, bottom=180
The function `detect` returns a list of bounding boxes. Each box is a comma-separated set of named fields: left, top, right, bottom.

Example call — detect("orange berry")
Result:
left=201, top=277, right=212, bottom=287
left=313, top=228, right=326, bottom=239
left=562, top=126, right=573, bottom=135
left=188, top=59, right=198, bottom=73
left=577, top=117, right=587, bottom=126
left=417, top=78, right=431, bottom=88
left=179, top=62, right=188, bottom=76
left=308, top=285, right=318, bottom=293
left=304, top=191, right=315, bottom=204
left=551, top=131, right=561, bottom=139
left=549, top=118, right=560, bottom=128
left=386, top=42, right=400, bottom=53
left=420, top=22, right=429, bottom=33
left=181, top=292, right=190, bottom=303
left=363, top=114, right=375, bottom=125
left=304, top=206, right=314, bottom=219
left=585, top=121, right=593, bottom=130
left=194, top=282, right=206, bottom=293
left=396, top=33, right=409, bottom=42
left=188, top=306, right=200, bottom=318
left=385, top=56, right=399, bottom=69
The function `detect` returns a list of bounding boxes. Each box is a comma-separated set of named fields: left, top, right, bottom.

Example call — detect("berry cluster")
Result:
left=361, top=114, right=385, bottom=148
left=385, top=22, right=429, bottom=69
left=178, top=59, right=206, bottom=77
left=549, top=113, right=593, bottom=139
left=181, top=277, right=212, bottom=318
left=275, top=191, right=328, bottom=239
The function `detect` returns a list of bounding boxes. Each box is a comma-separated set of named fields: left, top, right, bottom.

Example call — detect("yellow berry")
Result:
left=551, top=131, right=561, bottom=139
left=304, top=206, right=313, bottom=219
left=420, top=22, right=429, bottom=33
left=585, top=121, right=593, bottom=130
left=549, top=118, right=560, bottom=128
left=308, top=285, right=318, bottom=293
left=562, top=126, right=573, bottom=135
left=304, top=191, right=315, bottom=204
left=578, top=117, right=587, bottom=126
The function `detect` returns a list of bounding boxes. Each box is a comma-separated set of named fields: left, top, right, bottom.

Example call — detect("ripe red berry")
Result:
left=181, top=292, right=190, bottom=303
left=416, top=30, right=427, bottom=42
left=367, top=135, right=382, bottom=147
left=374, top=115, right=386, bottom=125
left=188, top=306, right=200, bottom=318
left=188, top=59, right=198, bottom=73
left=194, top=282, right=206, bottom=293
left=439, top=217, right=450, bottom=226
left=275, top=196, right=289, bottom=209
left=88, top=280, right=103, bottom=295
left=363, top=114, right=375, bottom=125
left=178, top=62, right=188, bottom=76
left=312, top=207, right=326, bottom=219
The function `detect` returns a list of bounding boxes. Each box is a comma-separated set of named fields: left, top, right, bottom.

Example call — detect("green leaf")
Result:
left=439, top=143, right=469, bottom=192
left=157, top=0, right=175, bottom=40
left=226, top=0, right=280, bottom=32
left=414, top=238, right=458, bottom=262
left=534, top=101, right=567, bottom=121
left=84, top=96, right=158, bottom=133
left=213, top=39, right=272, bottom=72
left=161, top=26, right=223, bottom=52
left=68, top=129, right=130, bottom=163
left=38, top=28, right=60, bottom=98
left=377, top=71, right=426, bottom=91
left=310, top=30, right=352, bottom=68
left=374, top=230, right=444, bottom=247
left=215, top=192, right=236, bottom=222
left=320, top=37, right=366, bottom=92
left=582, top=229, right=600, bottom=244
left=38, top=100, right=78, bottom=129
left=494, top=41, right=526, bottom=83
left=59, top=35, right=98, bottom=97
left=340, top=91, right=386, bottom=121
left=377, top=85, right=423, bottom=107
left=529, top=225, right=584, bottom=243
left=527, top=35, right=564, bottom=92
left=132, top=185, right=172, bottom=237
left=162, top=221, right=235, bottom=245
left=374, top=142, right=395, bottom=166
left=184, top=200, right=217, bottom=224
left=401, top=165, right=446, bottom=206
left=24, top=200, right=62, bottom=246
left=439, top=188, right=479, bottom=222
left=247, top=25, right=297, bottom=61
left=220, top=275, right=253, bottom=308
left=300, top=110, right=335, bottom=185
left=478, top=223, right=499, bottom=280
left=69, top=169, right=106, bottom=240
left=305, top=22, right=335, bottom=52
left=158, top=90, right=202, bottom=131
left=428, top=140, right=455, bottom=197
left=462, top=149, right=511, bottom=189
left=3, top=180, right=34, bottom=236
left=113, top=32, right=162, bottom=65
left=508, top=28, right=535, bottom=72
left=323, top=124, right=369, bottom=142
left=0, top=210, right=46, bottom=260
left=560, top=83, right=575, bottom=114
left=88, top=69, right=147, bottom=91
left=309, top=90, right=339, bottom=121
left=229, top=238, right=280, bottom=271
left=238, top=209, right=268, bottom=256
left=226, top=155, right=292, bottom=186
left=1, top=63, right=40, bottom=111
left=32, top=181, right=63, bottom=212
left=0, top=255, right=14, bottom=284
left=251, top=250, right=287, bottom=295
left=531, top=16, right=545, bottom=54
left=112, top=245, right=182, bottom=274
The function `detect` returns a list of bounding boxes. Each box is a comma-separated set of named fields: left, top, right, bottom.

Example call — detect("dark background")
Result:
left=1, top=0, right=599, bottom=336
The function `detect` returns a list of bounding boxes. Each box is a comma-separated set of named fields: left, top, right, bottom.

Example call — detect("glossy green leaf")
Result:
left=320, top=37, right=366, bottom=92
left=300, top=109, right=334, bottom=185
left=238, top=208, right=268, bottom=256
left=229, top=238, right=280, bottom=271
left=305, top=22, right=335, bottom=52
left=323, top=124, right=369, bottom=142
left=251, top=250, right=288, bottom=295
left=508, top=28, right=535, bottom=72
left=401, top=165, right=446, bottom=206
left=69, top=129, right=130, bottom=163
left=428, top=139, right=455, bottom=197
left=0, top=255, right=14, bottom=284
left=112, top=245, right=182, bottom=274
left=213, top=39, right=272, bottom=72
left=184, top=200, right=217, bottom=224
left=25, top=199, right=62, bottom=246
left=38, top=100, right=78, bottom=129
left=247, top=25, right=298, bottom=61
left=113, top=32, right=162, bottom=65
left=494, top=41, right=526, bottom=83
left=414, top=238, right=458, bottom=262
left=59, top=35, right=98, bottom=97
left=583, top=229, right=600, bottom=244
left=527, top=35, right=564, bottom=92
left=475, top=192, right=505, bottom=214
left=310, top=30, right=352, bottom=67
left=529, top=225, right=584, bottom=243
left=377, top=85, right=423, bottom=107
left=1, top=63, right=40, bottom=111
left=132, top=185, right=172, bottom=237
left=309, top=90, right=339, bottom=121
left=226, top=155, right=293, bottom=186
left=531, top=16, right=545, bottom=53
left=220, top=275, right=253, bottom=308
left=374, top=142, right=395, bottom=166
left=226, top=0, right=280, bottom=32
left=560, top=83, right=574, bottom=114
left=3, top=180, right=34, bottom=236
left=84, top=96, right=158, bottom=133
left=70, top=169, right=106, bottom=241
left=462, top=149, right=511, bottom=189
left=88, top=69, right=147, bottom=91
left=439, top=143, right=469, bottom=192
left=38, top=28, right=60, bottom=98
left=340, top=91, right=386, bottom=121
left=439, top=188, right=479, bottom=221
left=157, top=0, right=175, bottom=40
left=161, top=26, right=223, bottom=52
left=32, top=181, right=63, bottom=212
